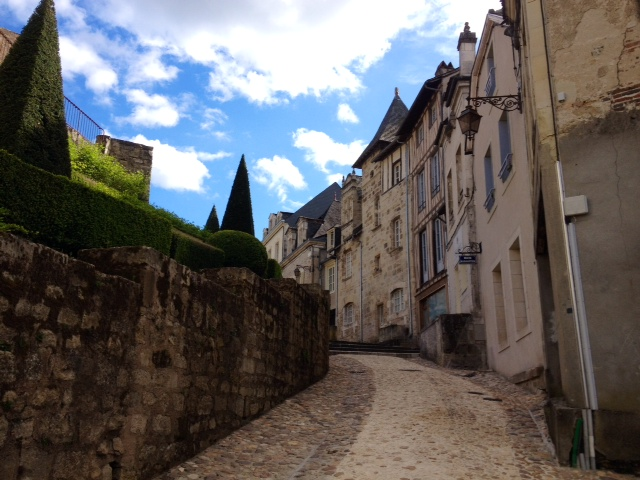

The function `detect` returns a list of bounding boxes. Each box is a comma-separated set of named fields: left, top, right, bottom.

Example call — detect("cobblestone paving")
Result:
left=155, top=355, right=636, bottom=480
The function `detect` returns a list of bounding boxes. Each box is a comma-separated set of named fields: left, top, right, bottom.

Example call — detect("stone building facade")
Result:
left=263, top=183, right=342, bottom=317
left=501, top=0, right=640, bottom=466
left=335, top=90, right=414, bottom=343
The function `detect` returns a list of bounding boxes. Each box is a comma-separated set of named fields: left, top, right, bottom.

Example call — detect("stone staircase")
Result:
left=329, top=341, right=421, bottom=358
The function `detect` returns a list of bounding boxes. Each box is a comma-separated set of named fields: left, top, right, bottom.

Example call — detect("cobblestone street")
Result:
left=155, top=355, right=636, bottom=480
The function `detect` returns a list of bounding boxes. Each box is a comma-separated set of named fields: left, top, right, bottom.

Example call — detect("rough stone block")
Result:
left=152, top=415, right=172, bottom=435
left=130, top=414, right=148, bottom=434
left=0, top=351, right=16, bottom=383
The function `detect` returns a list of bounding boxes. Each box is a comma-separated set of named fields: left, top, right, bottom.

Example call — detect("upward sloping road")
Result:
left=156, top=355, right=633, bottom=480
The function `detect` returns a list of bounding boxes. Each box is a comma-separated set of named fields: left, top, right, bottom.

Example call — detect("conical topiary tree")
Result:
left=221, top=154, right=255, bottom=236
left=0, top=0, right=71, bottom=177
left=204, top=204, right=220, bottom=233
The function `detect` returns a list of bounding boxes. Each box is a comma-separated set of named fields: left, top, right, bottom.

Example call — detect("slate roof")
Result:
left=286, top=182, right=342, bottom=228
left=353, top=88, right=409, bottom=169
left=313, top=200, right=342, bottom=238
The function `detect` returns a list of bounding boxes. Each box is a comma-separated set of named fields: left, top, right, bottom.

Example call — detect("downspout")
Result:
left=404, top=143, right=414, bottom=338
left=359, top=240, right=364, bottom=343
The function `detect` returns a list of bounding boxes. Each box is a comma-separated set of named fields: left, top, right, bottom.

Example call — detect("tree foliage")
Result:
left=204, top=204, right=220, bottom=234
left=70, top=139, right=148, bottom=201
left=221, top=155, right=255, bottom=236
left=0, top=0, right=71, bottom=177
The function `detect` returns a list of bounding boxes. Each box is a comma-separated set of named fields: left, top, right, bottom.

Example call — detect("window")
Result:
left=430, top=153, right=441, bottom=196
left=377, top=304, right=384, bottom=326
left=484, top=150, right=495, bottom=211
left=485, top=49, right=496, bottom=96
left=509, top=239, right=529, bottom=334
left=392, top=160, right=402, bottom=186
left=417, top=169, right=426, bottom=211
left=420, top=229, right=430, bottom=283
left=374, top=198, right=380, bottom=226
left=344, top=303, right=354, bottom=325
left=429, top=105, right=437, bottom=127
left=417, top=121, right=424, bottom=145
left=498, top=113, right=513, bottom=182
left=328, top=266, right=335, bottom=292
left=345, top=251, right=352, bottom=278
left=493, top=263, right=507, bottom=347
left=447, top=171, right=454, bottom=224
left=374, top=254, right=380, bottom=272
left=329, top=230, right=335, bottom=249
left=391, top=289, right=404, bottom=314
left=433, top=217, right=445, bottom=273
left=393, top=219, right=402, bottom=248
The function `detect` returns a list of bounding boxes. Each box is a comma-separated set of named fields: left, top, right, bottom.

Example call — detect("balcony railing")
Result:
left=64, top=96, right=104, bottom=143
left=498, top=153, right=513, bottom=182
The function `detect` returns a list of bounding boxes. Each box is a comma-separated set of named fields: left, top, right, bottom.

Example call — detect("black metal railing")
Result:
left=64, top=96, right=104, bottom=143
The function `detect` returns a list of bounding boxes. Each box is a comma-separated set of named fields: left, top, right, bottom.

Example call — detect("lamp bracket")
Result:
left=467, top=94, right=521, bottom=112
left=456, top=242, right=482, bottom=255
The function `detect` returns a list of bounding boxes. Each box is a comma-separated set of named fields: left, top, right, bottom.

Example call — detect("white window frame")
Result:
left=417, top=169, right=426, bottom=211
left=394, top=219, right=401, bottom=248
left=345, top=251, right=352, bottom=278
left=417, top=121, right=424, bottom=145
left=434, top=218, right=445, bottom=273
left=344, top=303, right=354, bottom=325
left=430, top=153, right=441, bottom=196
left=420, top=229, right=430, bottom=283
left=328, top=266, right=335, bottom=292
left=393, top=160, right=402, bottom=186
left=391, top=289, right=404, bottom=314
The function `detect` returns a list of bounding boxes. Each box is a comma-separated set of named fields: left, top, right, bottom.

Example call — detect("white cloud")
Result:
left=130, top=134, right=212, bottom=192
left=59, top=37, right=118, bottom=94
left=293, top=128, right=366, bottom=173
left=327, top=173, right=345, bottom=185
left=200, top=108, right=228, bottom=130
left=126, top=51, right=180, bottom=84
left=81, top=0, right=433, bottom=104
left=416, top=0, right=500, bottom=41
left=197, top=151, right=232, bottom=162
left=119, top=89, right=180, bottom=127
left=4, top=0, right=499, bottom=105
left=337, top=103, right=359, bottom=124
left=254, top=155, right=307, bottom=203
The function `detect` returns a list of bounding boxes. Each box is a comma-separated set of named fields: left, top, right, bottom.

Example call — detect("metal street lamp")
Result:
left=457, top=92, right=522, bottom=154
left=457, top=104, right=482, bottom=154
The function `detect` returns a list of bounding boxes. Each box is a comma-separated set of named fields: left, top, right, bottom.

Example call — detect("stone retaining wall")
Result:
left=0, top=233, right=329, bottom=479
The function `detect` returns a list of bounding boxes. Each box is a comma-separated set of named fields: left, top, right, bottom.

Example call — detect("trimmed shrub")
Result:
left=220, top=155, right=255, bottom=235
left=0, top=0, right=71, bottom=177
left=171, top=232, right=225, bottom=271
left=0, top=150, right=172, bottom=254
left=204, top=204, right=220, bottom=234
left=208, top=230, right=268, bottom=276
left=264, top=258, right=283, bottom=279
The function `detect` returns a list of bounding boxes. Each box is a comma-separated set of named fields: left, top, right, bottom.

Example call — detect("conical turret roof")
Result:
left=353, top=88, right=408, bottom=169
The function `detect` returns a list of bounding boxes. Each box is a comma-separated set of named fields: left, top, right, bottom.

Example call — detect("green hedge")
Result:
left=171, top=232, right=225, bottom=271
left=208, top=230, right=268, bottom=276
left=264, top=258, right=283, bottom=279
left=0, top=150, right=172, bottom=254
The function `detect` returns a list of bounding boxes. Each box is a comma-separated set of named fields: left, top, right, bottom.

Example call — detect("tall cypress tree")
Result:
left=0, top=0, right=71, bottom=177
left=204, top=204, right=220, bottom=234
left=221, top=154, right=255, bottom=236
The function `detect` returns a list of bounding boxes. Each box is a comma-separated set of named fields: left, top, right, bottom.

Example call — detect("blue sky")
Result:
left=1, top=0, right=499, bottom=236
